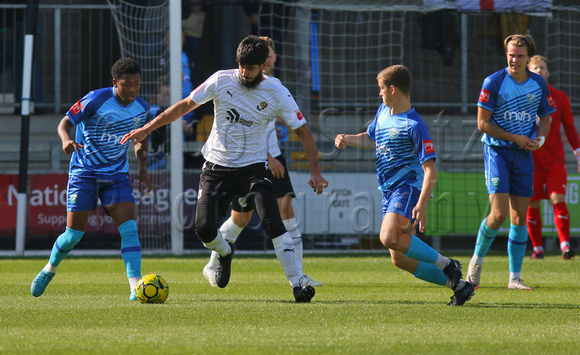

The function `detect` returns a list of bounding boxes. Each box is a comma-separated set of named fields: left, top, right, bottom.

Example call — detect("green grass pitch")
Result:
left=1, top=253, right=578, bottom=354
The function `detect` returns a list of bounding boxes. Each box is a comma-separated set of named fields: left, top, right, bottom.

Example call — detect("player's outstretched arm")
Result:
left=57, top=116, right=84, bottom=155
left=121, top=97, right=200, bottom=145
left=335, top=132, right=374, bottom=149
left=295, top=124, right=328, bottom=195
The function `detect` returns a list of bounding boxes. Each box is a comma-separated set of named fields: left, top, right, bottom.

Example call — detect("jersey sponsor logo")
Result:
left=423, top=140, right=435, bottom=154
left=479, top=89, right=490, bottom=103
left=504, top=110, right=533, bottom=122
left=257, top=101, right=268, bottom=111
left=547, top=95, right=555, bottom=107
left=226, top=108, right=254, bottom=127
left=70, top=101, right=83, bottom=115
left=526, top=93, right=536, bottom=104
left=295, top=109, right=304, bottom=120
left=389, top=127, right=400, bottom=140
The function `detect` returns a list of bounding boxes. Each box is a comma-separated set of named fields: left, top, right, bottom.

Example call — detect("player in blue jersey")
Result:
left=31, top=58, right=152, bottom=301
left=335, top=65, right=475, bottom=306
left=466, top=35, right=555, bottom=291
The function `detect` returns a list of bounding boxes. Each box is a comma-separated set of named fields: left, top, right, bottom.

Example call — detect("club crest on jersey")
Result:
left=257, top=101, right=268, bottom=111
left=133, top=116, right=141, bottom=128
left=69, top=194, right=78, bottom=205
left=237, top=197, right=248, bottom=208
left=526, top=94, right=536, bottom=104
left=491, top=177, right=500, bottom=187
left=389, top=128, right=400, bottom=140
left=547, top=95, right=555, bottom=107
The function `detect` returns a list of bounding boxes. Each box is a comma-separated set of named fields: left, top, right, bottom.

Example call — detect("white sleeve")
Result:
left=190, top=71, right=219, bottom=105
left=276, top=88, right=307, bottom=130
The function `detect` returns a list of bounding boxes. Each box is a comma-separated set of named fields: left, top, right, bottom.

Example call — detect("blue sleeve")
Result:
left=409, top=119, right=436, bottom=164
left=367, top=104, right=385, bottom=141
left=477, top=75, right=499, bottom=113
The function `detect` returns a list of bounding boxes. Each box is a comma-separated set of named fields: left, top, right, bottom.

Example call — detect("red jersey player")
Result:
left=527, top=55, right=580, bottom=260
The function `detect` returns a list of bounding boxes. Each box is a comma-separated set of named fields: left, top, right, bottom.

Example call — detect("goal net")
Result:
left=107, top=0, right=173, bottom=252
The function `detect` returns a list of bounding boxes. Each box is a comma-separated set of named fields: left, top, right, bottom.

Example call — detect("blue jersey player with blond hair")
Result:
left=31, top=58, right=152, bottom=301
left=466, top=34, right=555, bottom=291
left=335, top=65, right=475, bottom=306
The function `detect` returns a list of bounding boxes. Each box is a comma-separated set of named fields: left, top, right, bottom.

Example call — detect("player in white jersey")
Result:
left=121, top=36, right=328, bottom=302
left=202, top=36, right=322, bottom=288
left=335, top=65, right=474, bottom=306
left=31, top=58, right=152, bottom=301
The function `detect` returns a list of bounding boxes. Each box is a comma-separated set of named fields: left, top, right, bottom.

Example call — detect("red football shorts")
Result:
left=531, top=165, right=568, bottom=202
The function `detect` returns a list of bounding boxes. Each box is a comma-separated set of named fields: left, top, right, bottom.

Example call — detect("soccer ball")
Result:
left=135, top=274, right=169, bottom=304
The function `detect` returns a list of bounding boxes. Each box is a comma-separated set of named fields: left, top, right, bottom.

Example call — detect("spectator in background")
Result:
left=526, top=55, right=579, bottom=260
left=466, top=35, right=555, bottom=291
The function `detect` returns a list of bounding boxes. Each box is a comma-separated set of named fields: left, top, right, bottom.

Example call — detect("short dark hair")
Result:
left=260, top=36, right=275, bottom=52
left=111, top=58, right=141, bottom=80
left=377, top=65, right=412, bottom=95
left=236, top=35, right=269, bottom=66
left=504, top=34, right=536, bottom=58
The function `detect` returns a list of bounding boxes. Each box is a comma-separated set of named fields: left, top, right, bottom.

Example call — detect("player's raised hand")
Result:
left=121, top=128, right=147, bottom=146
left=309, top=174, right=329, bottom=195
left=62, top=139, right=84, bottom=155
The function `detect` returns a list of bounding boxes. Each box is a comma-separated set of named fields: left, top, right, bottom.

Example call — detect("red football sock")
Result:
left=526, top=207, right=543, bottom=248
left=553, top=202, right=570, bottom=246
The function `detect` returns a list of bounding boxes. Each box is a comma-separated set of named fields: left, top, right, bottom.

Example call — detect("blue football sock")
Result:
left=49, top=227, right=84, bottom=266
left=508, top=224, right=527, bottom=273
left=405, top=235, right=438, bottom=263
left=413, top=261, right=447, bottom=286
left=474, top=219, right=499, bottom=258
left=119, top=220, right=141, bottom=279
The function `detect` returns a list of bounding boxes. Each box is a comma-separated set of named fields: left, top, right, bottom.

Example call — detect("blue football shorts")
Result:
left=381, top=184, right=420, bottom=221
left=483, top=145, right=534, bottom=197
left=66, top=174, right=135, bottom=211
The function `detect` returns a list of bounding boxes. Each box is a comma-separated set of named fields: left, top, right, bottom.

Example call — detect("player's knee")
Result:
left=231, top=212, right=252, bottom=228
left=195, top=217, right=218, bottom=244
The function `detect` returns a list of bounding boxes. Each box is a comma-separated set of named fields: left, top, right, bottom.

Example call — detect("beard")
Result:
left=240, top=73, right=264, bottom=89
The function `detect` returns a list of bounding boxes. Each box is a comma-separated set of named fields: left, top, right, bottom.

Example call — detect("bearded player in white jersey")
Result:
left=121, top=35, right=328, bottom=302
left=202, top=36, right=322, bottom=289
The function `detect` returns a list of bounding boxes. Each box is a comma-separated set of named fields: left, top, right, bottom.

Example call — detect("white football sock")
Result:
left=220, top=218, right=244, bottom=243
left=272, top=232, right=301, bottom=288
left=43, top=262, right=57, bottom=274
left=283, top=218, right=304, bottom=274
left=434, top=254, right=449, bottom=270
left=128, top=276, right=140, bottom=291
left=203, top=235, right=232, bottom=257
left=471, top=254, right=484, bottom=266
left=207, top=250, right=220, bottom=270
left=509, top=272, right=521, bottom=280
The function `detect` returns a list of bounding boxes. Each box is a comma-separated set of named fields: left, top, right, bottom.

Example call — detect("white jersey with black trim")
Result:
left=191, top=69, right=306, bottom=167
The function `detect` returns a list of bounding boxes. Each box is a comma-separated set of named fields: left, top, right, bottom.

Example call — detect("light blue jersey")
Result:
left=477, top=68, right=555, bottom=149
left=367, top=105, right=436, bottom=192
left=66, top=87, right=150, bottom=175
